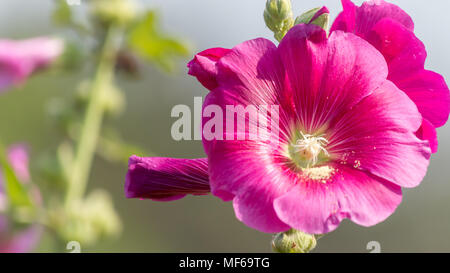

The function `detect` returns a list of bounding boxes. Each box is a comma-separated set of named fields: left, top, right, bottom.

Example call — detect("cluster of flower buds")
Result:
left=48, top=190, right=121, bottom=246
left=263, top=0, right=294, bottom=41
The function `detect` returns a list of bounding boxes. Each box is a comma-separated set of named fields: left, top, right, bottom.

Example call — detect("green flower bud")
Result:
left=294, top=7, right=330, bottom=31
left=264, top=0, right=294, bottom=42
left=272, top=229, right=318, bottom=253
left=91, top=0, right=137, bottom=26
left=49, top=190, right=122, bottom=246
left=101, top=83, right=125, bottom=117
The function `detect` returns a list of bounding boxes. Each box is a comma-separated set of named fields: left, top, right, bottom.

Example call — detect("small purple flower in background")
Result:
left=0, top=37, right=63, bottom=92
left=331, top=0, right=450, bottom=153
left=125, top=0, right=449, bottom=236
left=0, top=145, right=41, bottom=253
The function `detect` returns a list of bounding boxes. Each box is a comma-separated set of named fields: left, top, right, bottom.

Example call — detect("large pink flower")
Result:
left=0, top=145, right=42, bottom=253
left=0, top=37, right=63, bottom=92
left=330, top=0, right=450, bottom=153
left=126, top=22, right=433, bottom=234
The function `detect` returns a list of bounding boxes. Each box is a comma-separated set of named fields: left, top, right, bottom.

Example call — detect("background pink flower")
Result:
left=0, top=37, right=63, bottom=92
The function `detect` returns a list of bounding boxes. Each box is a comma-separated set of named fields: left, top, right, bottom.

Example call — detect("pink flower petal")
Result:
left=187, top=47, right=231, bottom=91
left=215, top=38, right=287, bottom=106
left=207, top=139, right=292, bottom=233
left=0, top=224, right=42, bottom=253
left=366, top=19, right=450, bottom=129
left=331, top=0, right=357, bottom=33
left=274, top=165, right=402, bottom=234
left=366, top=19, right=424, bottom=76
left=125, top=156, right=210, bottom=201
left=393, top=69, right=450, bottom=129
left=7, top=144, right=30, bottom=183
left=202, top=37, right=292, bottom=155
left=278, top=24, right=388, bottom=131
left=331, top=0, right=414, bottom=38
left=332, top=1, right=450, bottom=134
left=416, top=118, right=438, bottom=154
left=0, top=66, right=15, bottom=92
left=327, top=81, right=431, bottom=188
left=199, top=39, right=296, bottom=233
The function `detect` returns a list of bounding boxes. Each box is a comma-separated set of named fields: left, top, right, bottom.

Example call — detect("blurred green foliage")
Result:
left=52, top=0, right=72, bottom=26
left=128, top=11, right=190, bottom=72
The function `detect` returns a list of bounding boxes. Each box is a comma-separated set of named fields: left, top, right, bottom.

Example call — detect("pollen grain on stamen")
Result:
left=301, top=165, right=335, bottom=183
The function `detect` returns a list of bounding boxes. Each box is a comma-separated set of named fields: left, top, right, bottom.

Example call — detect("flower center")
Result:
left=287, top=131, right=330, bottom=169
left=294, top=132, right=329, bottom=166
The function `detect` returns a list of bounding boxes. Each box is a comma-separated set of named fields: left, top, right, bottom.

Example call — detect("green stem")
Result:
left=65, top=26, right=120, bottom=205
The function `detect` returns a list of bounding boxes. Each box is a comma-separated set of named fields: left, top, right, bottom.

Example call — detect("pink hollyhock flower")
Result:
left=0, top=145, right=42, bottom=253
left=127, top=22, right=432, bottom=234
left=0, top=37, right=63, bottom=92
left=330, top=0, right=450, bottom=153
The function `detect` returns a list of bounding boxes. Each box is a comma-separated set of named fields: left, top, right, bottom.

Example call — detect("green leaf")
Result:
left=0, top=144, right=33, bottom=208
left=128, top=10, right=190, bottom=72
left=53, top=0, right=73, bottom=26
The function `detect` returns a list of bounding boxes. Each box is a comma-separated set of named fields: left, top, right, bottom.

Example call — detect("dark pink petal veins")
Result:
left=327, top=81, right=431, bottom=188
left=278, top=25, right=388, bottom=132
left=202, top=37, right=292, bottom=155
left=203, top=38, right=294, bottom=233
left=208, top=139, right=293, bottom=233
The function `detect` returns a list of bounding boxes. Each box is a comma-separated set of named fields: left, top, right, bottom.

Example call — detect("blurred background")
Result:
left=0, top=0, right=449, bottom=252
